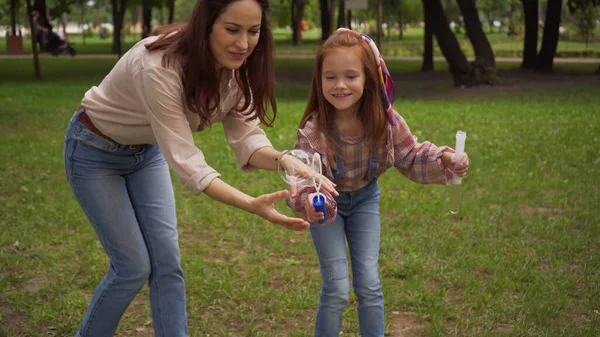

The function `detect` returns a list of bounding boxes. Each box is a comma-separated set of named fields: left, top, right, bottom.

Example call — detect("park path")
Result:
left=0, top=52, right=599, bottom=63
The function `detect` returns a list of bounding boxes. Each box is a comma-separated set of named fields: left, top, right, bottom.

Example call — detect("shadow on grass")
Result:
left=0, top=58, right=117, bottom=83
left=3, top=58, right=597, bottom=103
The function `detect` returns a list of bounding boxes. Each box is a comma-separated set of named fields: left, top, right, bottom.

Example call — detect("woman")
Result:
left=63, top=0, right=336, bottom=336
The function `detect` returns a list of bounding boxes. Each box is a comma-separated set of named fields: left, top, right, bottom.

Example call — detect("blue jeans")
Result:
left=64, top=109, right=187, bottom=337
left=310, top=180, right=383, bottom=337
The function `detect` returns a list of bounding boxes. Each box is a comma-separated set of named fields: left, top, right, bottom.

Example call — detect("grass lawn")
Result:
left=2, top=27, right=600, bottom=58
left=0, top=58, right=599, bottom=337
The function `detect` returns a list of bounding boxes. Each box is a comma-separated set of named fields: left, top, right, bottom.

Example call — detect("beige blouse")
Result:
left=81, top=36, right=273, bottom=194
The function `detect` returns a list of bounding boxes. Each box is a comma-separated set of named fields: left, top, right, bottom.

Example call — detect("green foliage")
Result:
left=567, top=0, right=600, bottom=13
left=270, top=0, right=291, bottom=28
left=566, top=0, right=600, bottom=43
left=385, top=0, right=423, bottom=26
left=477, top=0, right=511, bottom=31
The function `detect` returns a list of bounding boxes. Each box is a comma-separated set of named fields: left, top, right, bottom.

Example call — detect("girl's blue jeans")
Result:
left=64, top=109, right=187, bottom=337
left=309, top=179, right=384, bottom=337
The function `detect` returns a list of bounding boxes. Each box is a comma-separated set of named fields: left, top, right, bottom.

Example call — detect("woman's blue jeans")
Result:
left=309, top=180, right=384, bottom=337
left=64, top=109, right=187, bottom=337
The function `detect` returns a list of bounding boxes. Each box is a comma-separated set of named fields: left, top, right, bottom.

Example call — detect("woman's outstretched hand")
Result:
left=249, top=190, right=310, bottom=231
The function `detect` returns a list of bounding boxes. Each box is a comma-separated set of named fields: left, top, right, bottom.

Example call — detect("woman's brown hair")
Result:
left=299, top=30, right=388, bottom=155
left=145, top=0, right=276, bottom=128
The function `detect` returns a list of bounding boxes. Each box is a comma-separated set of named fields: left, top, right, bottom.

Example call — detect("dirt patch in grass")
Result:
left=388, top=311, right=425, bottom=337
left=276, top=67, right=600, bottom=100
left=521, top=205, right=561, bottom=220
left=494, top=322, right=514, bottom=335
left=113, top=292, right=154, bottom=337
left=0, top=302, right=28, bottom=336
left=21, top=275, right=48, bottom=292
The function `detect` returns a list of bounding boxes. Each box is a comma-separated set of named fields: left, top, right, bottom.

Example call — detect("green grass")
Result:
left=0, top=58, right=599, bottom=337
left=2, top=27, right=599, bottom=57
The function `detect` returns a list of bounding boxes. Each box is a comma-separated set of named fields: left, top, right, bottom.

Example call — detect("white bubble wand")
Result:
left=279, top=150, right=327, bottom=223
left=449, top=130, right=466, bottom=214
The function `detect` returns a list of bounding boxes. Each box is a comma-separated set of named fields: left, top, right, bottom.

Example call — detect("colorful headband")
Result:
left=336, top=28, right=397, bottom=126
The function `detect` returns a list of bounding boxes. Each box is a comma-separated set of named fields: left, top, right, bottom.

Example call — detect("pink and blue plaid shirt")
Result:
left=286, top=110, right=454, bottom=224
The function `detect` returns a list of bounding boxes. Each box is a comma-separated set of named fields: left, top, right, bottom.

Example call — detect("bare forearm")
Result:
left=248, top=146, right=283, bottom=171
left=203, top=178, right=255, bottom=214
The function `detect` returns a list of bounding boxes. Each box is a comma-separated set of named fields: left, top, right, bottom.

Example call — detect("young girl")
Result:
left=286, top=28, right=469, bottom=337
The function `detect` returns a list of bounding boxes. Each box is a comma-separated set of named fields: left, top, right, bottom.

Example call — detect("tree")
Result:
left=520, top=0, right=538, bottom=69
left=48, top=0, right=73, bottom=35
left=478, top=0, right=510, bottom=33
left=567, top=0, right=600, bottom=48
left=319, top=0, right=331, bottom=41
left=421, top=0, right=434, bottom=71
left=423, top=0, right=497, bottom=86
left=506, top=0, right=521, bottom=36
left=443, top=0, right=462, bottom=33
left=111, top=0, right=127, bottom=56
left=141, top=0, right=151, bottom=37
left=33, top=0, right=51, bottom=30
left=376, top=0, right=382, bottom=49
left=329, top=0, right=335, bottom=33
left=9, top=0, right=17, bottom=35
left=76, top=0, right=87, bottom=44
left=337, top=0, right=345, bottom=28
left=291, top=0, right=307, bottom=45
left=457, top=0, right=496, bottom=77
left=537, top=0, right=563, bottom=72
left=386, top=0, right=423, bottom=39
left=422, top=0, right=472, bottom=86
left=167, top=0, right=173, bottom=23
left=25, top=0, right=40, bottom=79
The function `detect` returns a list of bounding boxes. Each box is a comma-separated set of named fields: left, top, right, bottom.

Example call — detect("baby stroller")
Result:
left=39, top=30, right=76, bottom=56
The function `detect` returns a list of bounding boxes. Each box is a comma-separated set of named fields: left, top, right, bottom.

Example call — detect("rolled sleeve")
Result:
left=222, top=99, right=273, bottom=171
left=135, top=59, right=220, bottom=194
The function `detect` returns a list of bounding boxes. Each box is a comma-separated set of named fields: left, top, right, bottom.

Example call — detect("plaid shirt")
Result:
left=286, top=110, right=454, bottom=224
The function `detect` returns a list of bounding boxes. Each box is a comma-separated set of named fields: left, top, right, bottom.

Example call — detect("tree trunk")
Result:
left=387, top=12, right=392, bottom=42
left=537, top=0, right=562, bottom=72
left=142, top=0, right=152, bottom=38
left=168, top=0, right=174, bottom=24
left=508, top=0, right=518, bottom=36
left=376, top=0, right=383, bottom=50
left=291, top=0, right=306, bottom=45
left=347, top=10, right=352, bottom=30
left=25, top=0, right=41, bottom=79
left=111, top=0, right=126, bottom=56
left=329, top=0, right=336, bottom=33
left=457, top=0, right=497, bottom=83
left=10, top=0, right=17, bottom=35
left=398, top=14, right=404, bottom=39
left=33, top=0, right=52, bottom=30
left=338, top=0, right=345, bottom=28
left=80, top=1, right=86, bottom=45
left=520, top=0, right=538, bottom=69
left=423, top=0, right=472, bottom=86
left=158, top=6, right=164, bottom=25
left=319, top=0, right=331, bottom=41
left=421, top=0, right=434, bottom=71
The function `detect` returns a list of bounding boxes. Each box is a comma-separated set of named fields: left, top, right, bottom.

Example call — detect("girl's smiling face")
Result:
left=320, top=47, right=366, bottom=116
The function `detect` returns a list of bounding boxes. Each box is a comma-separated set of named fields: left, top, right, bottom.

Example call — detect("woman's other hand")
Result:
left=249, top=190, right=310, bottom=231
